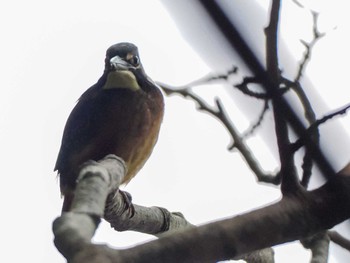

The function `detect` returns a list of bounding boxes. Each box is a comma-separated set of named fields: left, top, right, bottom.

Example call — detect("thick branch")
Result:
left=104, top=192, right=193, bottom=234
left=241, top=248, right=275, bottom=263
left=53, top=154, right=193, bottom=261
left=53, top=155, right=126, bottom=258
left=71, top=173, right=350, bottom=263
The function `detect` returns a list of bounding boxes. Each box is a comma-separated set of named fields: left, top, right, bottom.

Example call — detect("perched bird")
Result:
left=54, top=42, right=164, bottom=212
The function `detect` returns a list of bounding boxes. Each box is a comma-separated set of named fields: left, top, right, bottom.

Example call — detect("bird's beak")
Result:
left=110, top=56, right=134, bottom=71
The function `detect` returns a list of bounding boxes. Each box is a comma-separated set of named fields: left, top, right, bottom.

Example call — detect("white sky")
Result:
left=1, top=0, right=349, bottom=262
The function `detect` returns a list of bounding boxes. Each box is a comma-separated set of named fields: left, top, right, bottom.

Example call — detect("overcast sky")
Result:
left=1, top=1, right=350, bottom=262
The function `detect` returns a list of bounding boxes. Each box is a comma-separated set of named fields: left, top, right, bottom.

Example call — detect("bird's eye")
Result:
left=129, top=55, right=140, bottom=66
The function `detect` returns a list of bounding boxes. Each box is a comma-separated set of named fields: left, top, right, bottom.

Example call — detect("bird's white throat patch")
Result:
left=103, top=70, right=140, bottom=91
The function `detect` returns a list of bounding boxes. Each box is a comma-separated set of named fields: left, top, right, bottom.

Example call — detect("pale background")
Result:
left=1, top=0, right=350, bottom=262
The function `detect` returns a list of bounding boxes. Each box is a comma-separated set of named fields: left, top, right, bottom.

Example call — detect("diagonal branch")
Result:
left=159, top=82, right=280, bottom=185
left=68, top=169, right=350, bottom=263
left=328, top=231, right=350, bottom=252
left=296, top=11, right=325, bottom=83
left=242, top=99, right=270, bottom=139
left=291, top=103, right=350, bottom=153
left=199, top=0, right=335, bottom=180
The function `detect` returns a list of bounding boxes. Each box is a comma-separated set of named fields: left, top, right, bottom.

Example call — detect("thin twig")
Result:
left=292, top=0, right=304, bottom=8
left=234, top=77, right=269, bottom=99
left=186, top=66, right=238, bottom=87
left=242, top=99, right=269, bottom=139
left=296, top=11, right=325, bottom=83
left=291, top=103, right=350, bottom=153
left=158, top=82, right=280, bottom=185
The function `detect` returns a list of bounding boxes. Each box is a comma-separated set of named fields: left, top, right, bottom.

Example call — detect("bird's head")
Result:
left=102, top=42, right=147, bottom=91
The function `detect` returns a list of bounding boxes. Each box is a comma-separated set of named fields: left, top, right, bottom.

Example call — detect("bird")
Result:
left=54, top=42, right=164, bottom=212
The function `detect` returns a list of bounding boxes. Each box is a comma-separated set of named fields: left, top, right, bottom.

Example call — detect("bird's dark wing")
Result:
left=54, top=84, right=101, bottom=174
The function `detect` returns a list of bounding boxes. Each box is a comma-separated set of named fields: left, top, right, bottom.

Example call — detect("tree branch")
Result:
left=301, top=232, right=330, bottom=263
left=295, top=11, right=325, bottom=83
left=159, top=82, right=280, bottom=185
left=234, top=77, right=269, bottom=99
left=280, top=10, right=325, bottom=188
left=265, top=0, right=301, bottom=194
left=242, top=99, right=269, bottom=139
left=53, top=154, right=193, bottom=261
left=328, top=231, right=350, bottom=252
left=70, top=171, right=350, bottom=262
left=104, top=192, right=193, bottom=234
left=291, top=103, right=350, bottom=153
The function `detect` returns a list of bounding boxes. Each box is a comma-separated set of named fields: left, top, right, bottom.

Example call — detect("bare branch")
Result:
left=185, top=66, right=238, bottom=87
left=53, top=154, right=193, bottom=260
left=53, top=155, right=126, bottom=258
left=291, top=103, right=350, bottom=153
left=241, top=248, right=275, bottom=263
left=104, top=192, right=193, bottom=234
left=328, top=231, right=350, bottom=252
left=69, top=172, right=350, bottom=263
left=242, top=99, right=270, bottom=139
left=292, top=0, right=304, bottom=8
left=159, top=82, right=279, bottom=185
left=279, top=10, right=325, bottom=189
left=301, top=232, right=330, bottom=263
left=296, top=11, right=325, bottom=83
left=266, top=0, right=301, bottom=194
left=234, top=77, right=269, bottom=99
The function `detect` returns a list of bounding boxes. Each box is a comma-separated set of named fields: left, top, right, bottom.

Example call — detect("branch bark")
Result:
left=53, top=154, right=350, bottom=262
left=53, top=154, right=193, bottom=261
left=70, top=172, right=350, bottom=263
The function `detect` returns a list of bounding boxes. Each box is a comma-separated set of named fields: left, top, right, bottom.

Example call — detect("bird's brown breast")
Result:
left=55, top=86, right=164, bottom=195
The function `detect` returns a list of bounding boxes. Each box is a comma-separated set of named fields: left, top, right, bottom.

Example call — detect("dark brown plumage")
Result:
left=54, top=43, right=164, bottom=212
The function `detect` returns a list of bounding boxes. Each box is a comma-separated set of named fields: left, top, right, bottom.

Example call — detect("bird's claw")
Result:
left=119, top=190, right=135, bottom=218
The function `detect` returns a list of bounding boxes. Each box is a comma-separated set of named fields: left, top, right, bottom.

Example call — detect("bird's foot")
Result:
left=119, top=190, right=135, bottom=218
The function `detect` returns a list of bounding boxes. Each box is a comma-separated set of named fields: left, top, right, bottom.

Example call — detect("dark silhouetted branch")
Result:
left=291, top=103, right=350, bottom=153
left=159, top=82, right=280, bottom=185
left=296, top=11, right=325, bottom=83
left=241, top=248, right=275, bottom=263
left=234, top=77, right=269, bottom=99
left=265, top=0, right=301, bottom=195
left=328, top=231, right=350, bottom=252
left=242, top=99, right=269, bottom=139
left=283, top=10, right=325, bottom=188
left=301, top=232, right=330, bottom=263
left=199, top=0, right=335, bottom=181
